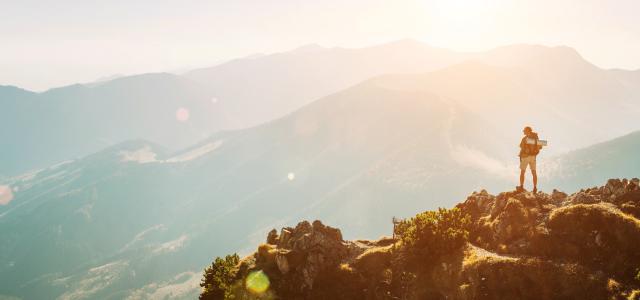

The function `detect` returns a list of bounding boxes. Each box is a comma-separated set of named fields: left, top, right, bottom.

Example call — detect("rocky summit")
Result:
left=200, top=178, right=640, bottom=300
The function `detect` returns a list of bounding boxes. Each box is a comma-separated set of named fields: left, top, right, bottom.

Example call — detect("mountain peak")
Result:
left=83, top=74, right=125, bottom=87
left=482, top=44, right=593, bottom=70
left=201, top=178, right=640, bottom=299
left=0, top=85, right=37, bottom=97
left=544, top=45, right=589, bottom=63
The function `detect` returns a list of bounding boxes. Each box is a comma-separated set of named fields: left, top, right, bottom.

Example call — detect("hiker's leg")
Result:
left=531, top=156, right=537, bottom=191
left=519, top=157, right=526, bottom=188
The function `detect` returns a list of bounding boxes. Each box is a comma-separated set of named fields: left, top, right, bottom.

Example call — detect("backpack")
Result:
left=525, top=133, right=541, bottom=156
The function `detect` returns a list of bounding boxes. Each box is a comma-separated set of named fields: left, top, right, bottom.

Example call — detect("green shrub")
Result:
left=395, top=207, right=470, bottom=259
left=200, top=253, right=240, bottom=300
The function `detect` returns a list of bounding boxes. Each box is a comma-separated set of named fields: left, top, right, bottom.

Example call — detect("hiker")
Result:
left=517, top=126, right=541, bottom=193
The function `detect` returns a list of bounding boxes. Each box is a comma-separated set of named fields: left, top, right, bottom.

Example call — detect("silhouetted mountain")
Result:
left=544, top=131, right=640, bottom=191
left=183, top=39, right=467, bottom=129
left=1, top=40, right=469, bottom=177
left=372, top=57, right=640, bottom=154
left=0, top=85, right=37, bottom=99
left=201, top=178, right=640, bottom=299
left=4, top=40, right=640, bottom=178
left=0, top=73, right=225, bottom=177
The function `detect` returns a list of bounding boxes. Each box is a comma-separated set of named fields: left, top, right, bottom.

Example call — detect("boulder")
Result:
left=267, top=229, right=278, bottom=245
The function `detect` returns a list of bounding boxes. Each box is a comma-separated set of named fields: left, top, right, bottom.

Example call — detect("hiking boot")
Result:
left=533, top=187, right=538, bottom=194
left=516, top=186, right=525, bottom=193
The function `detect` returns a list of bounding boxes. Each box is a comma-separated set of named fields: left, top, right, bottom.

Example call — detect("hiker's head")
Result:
left=523, top=126, right=533, bottom=135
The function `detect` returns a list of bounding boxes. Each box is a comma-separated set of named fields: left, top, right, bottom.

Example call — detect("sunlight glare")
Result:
left=176, top=107, right=190, bottom=122
left=0, top=185, right=14, bottom=205
left=245, top=270, right=270, bottom=294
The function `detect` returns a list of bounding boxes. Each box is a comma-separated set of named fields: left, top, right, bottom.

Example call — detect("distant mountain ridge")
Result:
left=1, top=73, right=225, bottom=176
left=182, top=39, right=467, bottom=129
left=5, top=39, right=640, bottom=177
left=543, top=131, right=640, bottom=191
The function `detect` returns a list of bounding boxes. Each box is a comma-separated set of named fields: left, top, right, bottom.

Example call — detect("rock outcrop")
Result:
left=261, top=220, right=351, bottom=290
left=202, top=178, right=640, bottom=299
left=226, top=220, right=383, bottom=299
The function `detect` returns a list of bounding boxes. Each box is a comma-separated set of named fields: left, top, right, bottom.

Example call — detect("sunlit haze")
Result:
left=3, top=1, right=640, bottom=299
left=3, top=0, right=640, bottom=91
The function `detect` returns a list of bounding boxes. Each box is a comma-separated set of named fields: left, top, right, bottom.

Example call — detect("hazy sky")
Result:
left=2, top=0, right=640, bottom=91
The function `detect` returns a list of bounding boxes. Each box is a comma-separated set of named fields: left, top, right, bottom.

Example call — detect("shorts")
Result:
left=520, top=155, right=536, bottom=171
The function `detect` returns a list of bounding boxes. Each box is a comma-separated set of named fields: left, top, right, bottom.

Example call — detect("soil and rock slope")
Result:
left=201, top=178, right=640, bottom=299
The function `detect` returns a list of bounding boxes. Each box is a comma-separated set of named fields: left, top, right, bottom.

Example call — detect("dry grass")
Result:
left=352, top=244, right=393, bottom=274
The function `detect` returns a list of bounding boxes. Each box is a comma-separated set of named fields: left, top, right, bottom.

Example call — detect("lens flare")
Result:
left=287, top=172, right=295, bottom=181
left=245, top=270, right=270, bottom=294
left=176, top=107, right=190, bottom=122
left=0, top=185, right=14, bottom=205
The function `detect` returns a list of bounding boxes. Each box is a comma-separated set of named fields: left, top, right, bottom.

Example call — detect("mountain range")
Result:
left=1, top=40, right=639, bottom=299
left=3, top=39, right=640, bottom=177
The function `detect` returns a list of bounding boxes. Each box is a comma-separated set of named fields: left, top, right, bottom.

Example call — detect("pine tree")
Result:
left=200, top=253, right=240, bottom=300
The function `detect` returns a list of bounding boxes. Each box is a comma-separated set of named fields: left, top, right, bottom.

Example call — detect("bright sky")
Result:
left=2, top=0, right=640, bottom=91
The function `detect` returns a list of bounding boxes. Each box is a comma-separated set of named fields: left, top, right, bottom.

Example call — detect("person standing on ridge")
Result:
left=517, top=126, right=541, bottom=193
